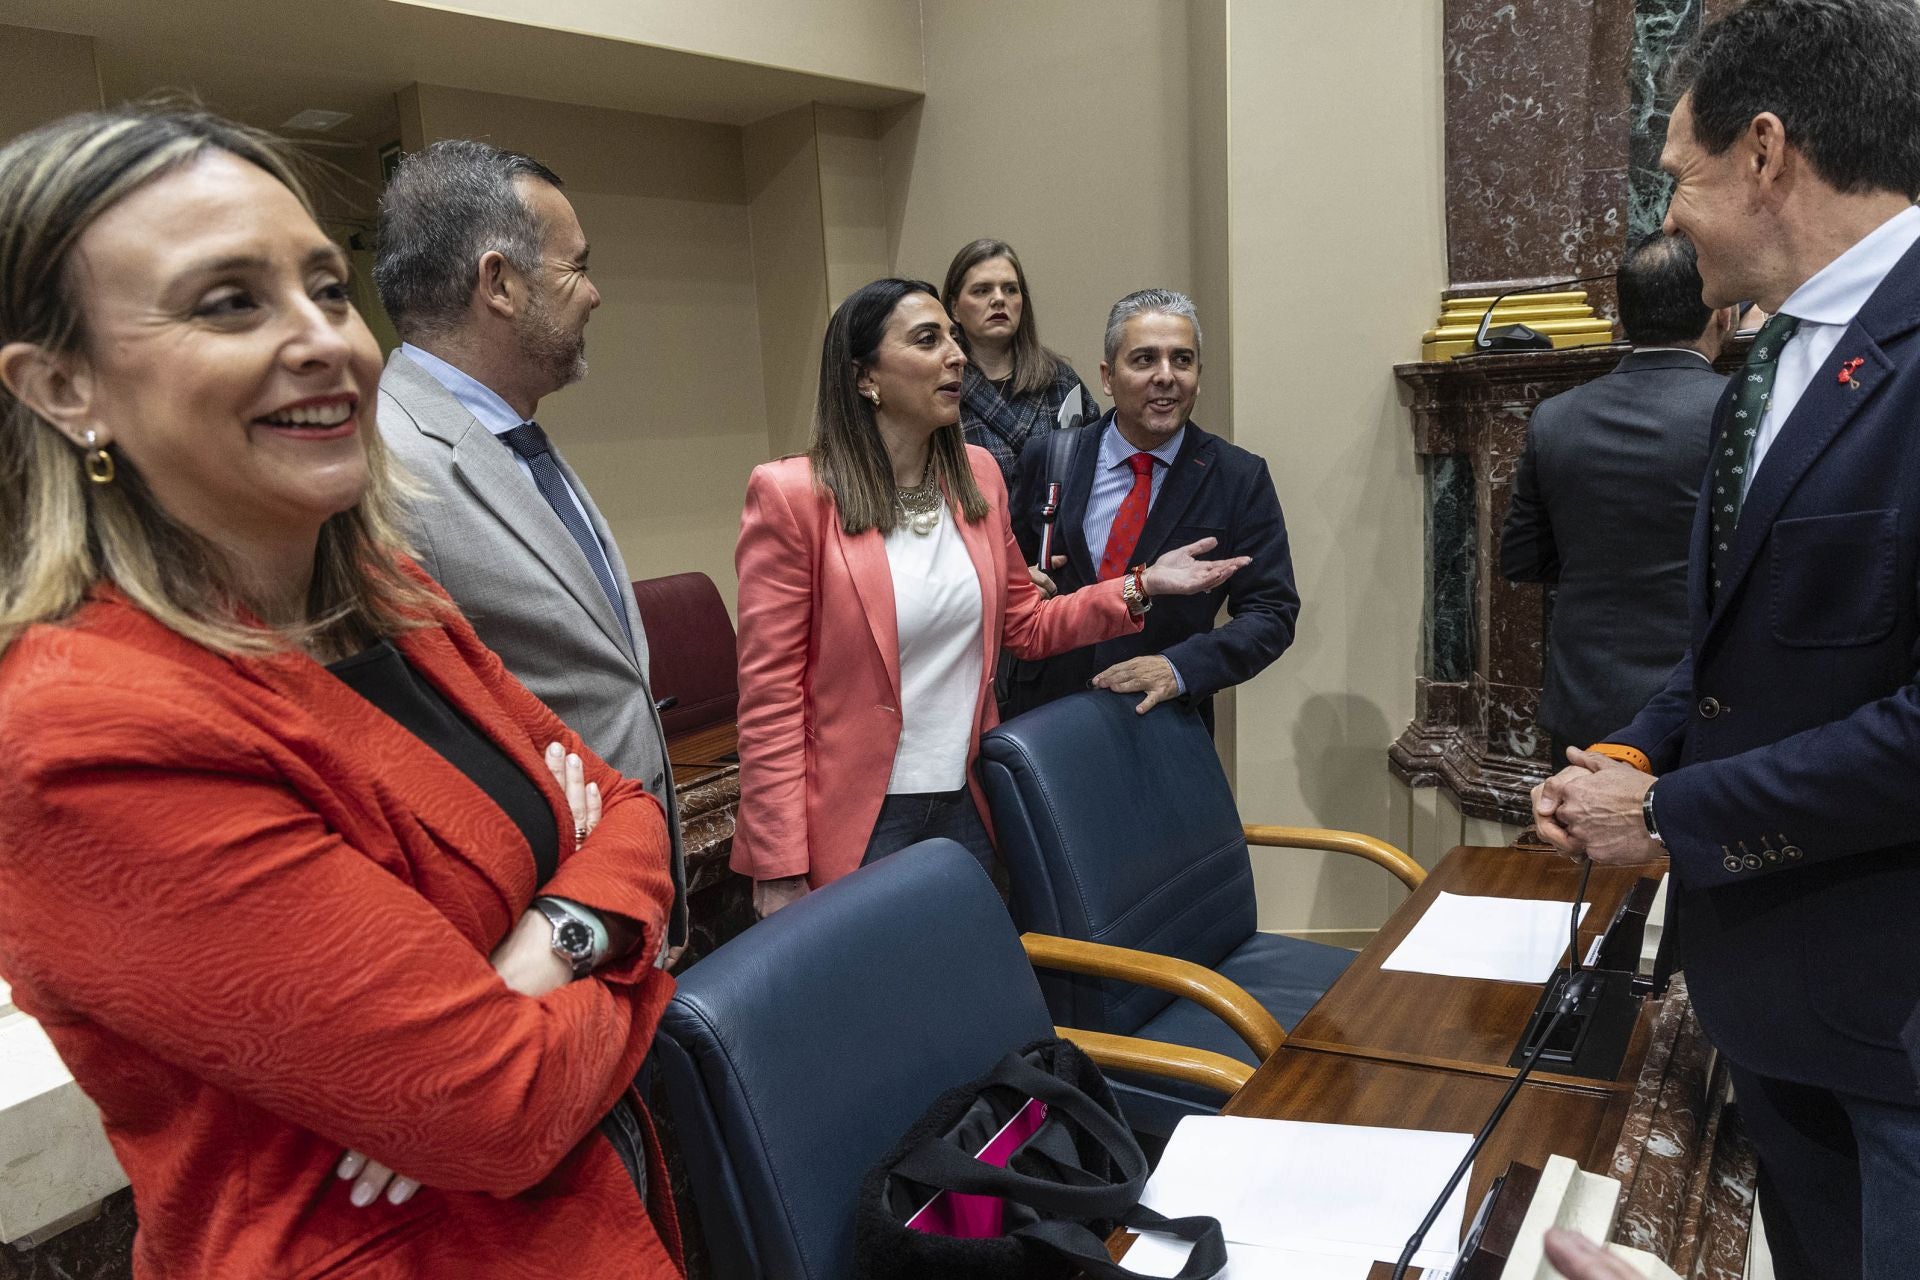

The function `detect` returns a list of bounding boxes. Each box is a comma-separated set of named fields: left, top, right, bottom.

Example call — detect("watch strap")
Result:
left=533, top=896, right=608, bottom=976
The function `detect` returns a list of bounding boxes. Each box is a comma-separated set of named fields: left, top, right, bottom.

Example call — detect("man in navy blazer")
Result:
left=1005, top=289, right=1298, bottom=731
left=1534, top=3, right=1920, bottom=1275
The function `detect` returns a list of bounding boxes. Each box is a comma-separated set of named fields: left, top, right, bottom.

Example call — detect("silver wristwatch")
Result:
left=1642, top=782, right=1665, bottom=847
left=532, top=897, right=604, bottom=977
left=1121, top=571, right=1153, bottom=614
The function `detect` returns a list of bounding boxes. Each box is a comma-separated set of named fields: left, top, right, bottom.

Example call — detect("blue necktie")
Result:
left=500, top=422, right=634, bottom=650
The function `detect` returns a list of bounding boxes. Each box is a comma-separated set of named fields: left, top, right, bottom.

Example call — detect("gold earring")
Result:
left=82, top=430, right=115, bottom=486
left=868, top=389, right=882, bottom=409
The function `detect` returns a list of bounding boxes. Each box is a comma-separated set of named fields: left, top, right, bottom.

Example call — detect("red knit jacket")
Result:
left=0, top=568, right=681, bottom=1278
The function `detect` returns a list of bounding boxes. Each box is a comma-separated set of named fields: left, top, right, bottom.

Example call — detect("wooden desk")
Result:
left=666, top=721, right=738, bottom=770
left=1110, top=844, right=1753, bottom=1279
left=1287, top=845, right=1667, bottom=1091
left=1220, top=1048, right=1629, bottom=1279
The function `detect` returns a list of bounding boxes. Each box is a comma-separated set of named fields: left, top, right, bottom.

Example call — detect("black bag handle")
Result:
left=889, top=1052, right=1145, bottom=1217
left=1016, top=1207, right=1228, bottom=1280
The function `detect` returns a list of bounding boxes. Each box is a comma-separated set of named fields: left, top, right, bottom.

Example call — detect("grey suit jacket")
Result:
left=1500, top=349, right=1728, bottom=747
left=377, top=348, right=686, bottom=947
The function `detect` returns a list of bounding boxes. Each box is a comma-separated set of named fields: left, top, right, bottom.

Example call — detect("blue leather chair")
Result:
left=979, top=690, right=1425, bottom=1137
left=653, top=840, right=1244, bottom=1280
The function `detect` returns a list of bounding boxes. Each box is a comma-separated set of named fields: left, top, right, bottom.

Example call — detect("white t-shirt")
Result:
left=882, top=510, right=985, bottom=793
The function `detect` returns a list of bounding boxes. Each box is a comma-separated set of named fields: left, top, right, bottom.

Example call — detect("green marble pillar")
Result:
left=1629, top=0, right=1707, bottom=242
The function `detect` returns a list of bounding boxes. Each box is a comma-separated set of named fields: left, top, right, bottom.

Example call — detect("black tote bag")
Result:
left=856, top=1037, right=1226, bottom=1280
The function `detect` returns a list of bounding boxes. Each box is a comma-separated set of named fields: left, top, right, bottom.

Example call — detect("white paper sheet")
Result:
left=1122, top=1231, right=1373, bottom=1279
left=1138, top=1116, right=1474, bottom=1272
left=1380, top=891, right=1591, bottom=982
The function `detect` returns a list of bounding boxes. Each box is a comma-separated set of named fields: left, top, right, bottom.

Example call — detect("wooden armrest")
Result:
left=1021, top=932, right=1286, bottom=1061
left=1242, top=824, right=1426, bottom=891
left=1054, top=1026, right=1252, bottom=1096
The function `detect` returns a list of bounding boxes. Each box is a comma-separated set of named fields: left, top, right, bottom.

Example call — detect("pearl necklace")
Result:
left=895, top=461, right=943, bottom=535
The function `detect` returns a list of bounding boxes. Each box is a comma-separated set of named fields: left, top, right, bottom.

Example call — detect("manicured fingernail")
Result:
left=351, top=1181, right=376, bottom=1207
left=547, top=742, right=563, bottom=758
left=337, top=1152, right=363, bottom=1179
left=388, top=1179, right=417, bottom=1205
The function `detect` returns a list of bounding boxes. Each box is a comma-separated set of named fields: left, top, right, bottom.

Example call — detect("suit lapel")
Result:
left=1133, top=426, right=1214, bottom=561
left=1058, top=416, right=1106, bottom=583
left=833, top=519, right=902, bottom=704
left=551, top=449, right=649, bottom=671
left=1704, top=327, right=1898, bottom=644
left=448, top=429, right=636, bottom=661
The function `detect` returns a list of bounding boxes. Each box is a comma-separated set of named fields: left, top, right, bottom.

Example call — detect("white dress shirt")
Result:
left=1747, top=205, right=1920, bottom=498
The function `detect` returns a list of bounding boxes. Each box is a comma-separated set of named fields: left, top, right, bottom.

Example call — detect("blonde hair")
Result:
left=0, top=105, right=443, bottom=656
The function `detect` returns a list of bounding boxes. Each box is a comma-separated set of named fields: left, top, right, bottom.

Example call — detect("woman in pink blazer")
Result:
left=733, top=279, right=1246, bottom=916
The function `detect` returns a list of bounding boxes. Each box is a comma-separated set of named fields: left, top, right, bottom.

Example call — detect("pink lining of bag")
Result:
left=904, top=1098, right=1049, bottom=1237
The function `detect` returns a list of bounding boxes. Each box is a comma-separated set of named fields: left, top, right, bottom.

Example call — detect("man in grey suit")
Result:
left=1501, top=235, right=1736, bottom=763
left=372, top=140, right=685, bottom=961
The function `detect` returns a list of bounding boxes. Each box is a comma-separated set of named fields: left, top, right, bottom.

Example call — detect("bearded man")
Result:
left=374, top=139, right=687, bottom=965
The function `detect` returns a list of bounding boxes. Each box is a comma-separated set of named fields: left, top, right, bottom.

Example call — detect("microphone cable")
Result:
left=1387, top=855, right=1594, bottom=1279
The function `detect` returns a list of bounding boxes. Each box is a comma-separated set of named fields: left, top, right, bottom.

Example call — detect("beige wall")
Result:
left=396, top=0, right=924, bottom=93
left=1219, top=0, right=1464, bottom=938
left=402, top=83, right=769, bottom=609
left=883, top=0, right=1196, bottom=392
left=0, top=25, right=102, bottom=141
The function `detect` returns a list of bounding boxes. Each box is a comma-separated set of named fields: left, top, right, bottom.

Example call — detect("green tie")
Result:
left=1709, top=312, right=1799, bottom=600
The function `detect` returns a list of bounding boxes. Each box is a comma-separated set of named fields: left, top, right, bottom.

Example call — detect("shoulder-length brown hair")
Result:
left=0, top=105, right=443, bottom=657
left=809, top=278, right=990, bottom=536
left=940, top=238, right=1068, bottom=400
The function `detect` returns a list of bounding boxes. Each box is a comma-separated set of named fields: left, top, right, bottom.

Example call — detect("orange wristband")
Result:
left=1585, top=742, right=1652, bottom=774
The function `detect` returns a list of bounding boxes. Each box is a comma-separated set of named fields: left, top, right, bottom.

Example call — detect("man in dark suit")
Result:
left=1534, top=3, right=1920, bottom=1275
left=1005, top=288, right=1298, bottom=730
left=1501, top=236, right=1735, bottom=762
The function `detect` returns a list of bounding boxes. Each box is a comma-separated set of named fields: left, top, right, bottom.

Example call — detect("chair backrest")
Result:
left=979, top=690, right=1258, bottom=1035
left=630, top=571, right=738, bottom=738
left=654, top=841, right=1056, bottom=1280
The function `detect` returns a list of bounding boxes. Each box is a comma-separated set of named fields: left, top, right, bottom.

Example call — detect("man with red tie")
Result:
left=1006, top=289, right=1299, bottom=730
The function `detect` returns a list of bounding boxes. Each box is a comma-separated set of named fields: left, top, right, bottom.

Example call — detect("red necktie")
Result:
left=1097, top=452, right=1158, bottom=581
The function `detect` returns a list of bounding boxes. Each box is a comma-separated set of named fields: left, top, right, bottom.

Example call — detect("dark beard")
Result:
left=520, top=295, right=588, bottom=390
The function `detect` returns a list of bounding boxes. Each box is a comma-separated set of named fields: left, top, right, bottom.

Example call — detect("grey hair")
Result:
left=372, top=139, right=563, bottom=340
left=1103, top=288, right=1203, bottom=365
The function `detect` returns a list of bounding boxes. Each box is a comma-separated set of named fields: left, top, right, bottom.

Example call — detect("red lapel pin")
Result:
left=1837, top=356, right=1866, bottom=388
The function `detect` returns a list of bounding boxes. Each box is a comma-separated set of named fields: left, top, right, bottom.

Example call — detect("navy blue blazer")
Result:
left=1004, top=415, right=1299, bottom=727
left=1612, top=237, right=1920, bottom=1105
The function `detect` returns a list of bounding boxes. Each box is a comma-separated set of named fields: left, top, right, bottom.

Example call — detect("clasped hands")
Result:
left=1531, top=747, right=1664, bottom=866
left=336, top=741, right=601, bottom=1210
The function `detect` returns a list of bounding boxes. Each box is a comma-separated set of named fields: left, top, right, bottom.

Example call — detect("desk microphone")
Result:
left=1387, top=856, right=1595, bottom=1279
left=1458, top=272, right=1616, bottom=355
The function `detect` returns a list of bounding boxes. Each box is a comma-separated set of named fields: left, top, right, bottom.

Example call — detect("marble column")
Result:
left=1627, top=0, right=1708, bottom=242
left=1442, top=0, right=1633, bottom=293
left=1444, top=0, right=1718, bottom=294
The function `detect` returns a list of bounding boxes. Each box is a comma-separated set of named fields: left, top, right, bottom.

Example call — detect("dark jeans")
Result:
left=861, top=788, right=995, bottom=874
left=1731, top=1065, right=1920, bottom=1279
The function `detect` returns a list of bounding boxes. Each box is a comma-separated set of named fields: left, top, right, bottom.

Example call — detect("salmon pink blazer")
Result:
left=0, top=565, right=680, bottom=1279
left=732, top=444, right=1141, bottom=888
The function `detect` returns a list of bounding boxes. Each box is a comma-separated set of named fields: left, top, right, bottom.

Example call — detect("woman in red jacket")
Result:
left=0, top=109, right=680, bottom=1276
left=732, top=278, right=1246, bottom=916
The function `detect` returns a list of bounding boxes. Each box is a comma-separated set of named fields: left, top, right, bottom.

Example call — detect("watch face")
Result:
left=557, top=919, right=593, bottom=956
